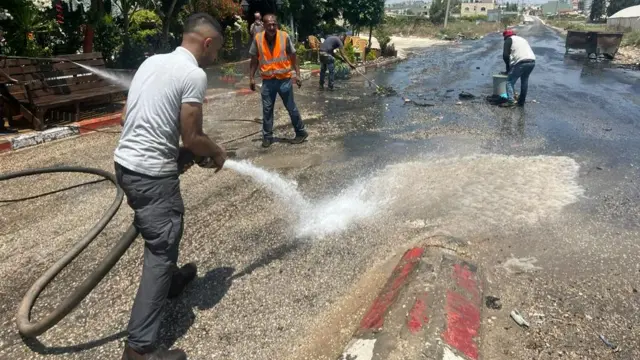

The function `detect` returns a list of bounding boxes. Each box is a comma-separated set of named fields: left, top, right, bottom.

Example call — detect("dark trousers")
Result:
left=319, top=52, right=335, bottom=89
left=261, top=78, right=306, bottom=140
left=506, top=60, right=535, bottom=105
left=115, top=162, right=184, bottom=353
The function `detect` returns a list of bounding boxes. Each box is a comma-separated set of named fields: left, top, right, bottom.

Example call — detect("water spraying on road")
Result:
left=224, top=154, right=584, bottom=239
left=72, top=62, right=132, bottom=89
left=224, top=159, right=382, bottom=238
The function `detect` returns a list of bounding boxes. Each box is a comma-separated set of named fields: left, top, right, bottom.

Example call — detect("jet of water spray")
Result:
left=224, top=159, right=384, bottom=238
left=73, top=62, right=132, bottom=89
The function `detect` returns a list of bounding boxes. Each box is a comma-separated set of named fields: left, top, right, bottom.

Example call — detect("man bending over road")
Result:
left=318, top=34, right=356, bottom=91
left=501, top=29, right=536, bottom=108
left=114, top=12, right=227, bottom=360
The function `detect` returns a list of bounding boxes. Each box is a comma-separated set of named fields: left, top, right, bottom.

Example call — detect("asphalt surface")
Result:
left=1, top=20, right=640, bottom=360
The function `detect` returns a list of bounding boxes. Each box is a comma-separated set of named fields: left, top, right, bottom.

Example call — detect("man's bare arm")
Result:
left=249, top=55, right=259, bottom=82
left=180, top=102, right=226, bottom=160
left=120, top=102, right=127, bottom=126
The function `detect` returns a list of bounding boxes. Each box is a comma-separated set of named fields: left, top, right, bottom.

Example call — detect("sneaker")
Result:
left=168, top=263, right=197, bottom=299
left=262, top=138, right=273, bottom=148
left=121, top=344, right=187, bottom=360
left=290, top=132, right=308, bottom=144
left=499, top=101, right=516, bottom=108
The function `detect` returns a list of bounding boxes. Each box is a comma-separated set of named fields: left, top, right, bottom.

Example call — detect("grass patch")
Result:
left=622, top=30, right=640, bottom=47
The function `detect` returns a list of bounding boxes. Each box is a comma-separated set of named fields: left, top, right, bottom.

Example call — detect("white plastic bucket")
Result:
left=493, top=74, right=508, bottom=98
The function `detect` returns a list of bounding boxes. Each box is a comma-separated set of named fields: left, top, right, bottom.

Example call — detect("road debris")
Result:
left=599, top=334, right=618, bottom=350
left=501, top=256, right=543, bottom=274
left=485, top=296, right=502, bottom=310
left=510, top=309, right=530, bottom=328
left=459, top=91, right=476, bottom=100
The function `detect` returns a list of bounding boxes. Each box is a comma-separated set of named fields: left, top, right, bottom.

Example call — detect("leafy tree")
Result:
left=589, top=0, right=605, bottom=21
left=341, top=0, right=384, bottom=54
left=429, top=0, right=447, bottom=24
left=578, top=0, right=585, bottom=11
left=153, top=0, right=188, bottom=51
left=607, top=0, right=640, bottom=17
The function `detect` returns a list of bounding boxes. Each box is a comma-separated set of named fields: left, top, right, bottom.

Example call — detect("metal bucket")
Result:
left=493, top=74, right=508, bottom=97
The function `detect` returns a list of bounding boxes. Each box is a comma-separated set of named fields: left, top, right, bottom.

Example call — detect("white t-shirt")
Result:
left=114, top=47, right=207, bottom=177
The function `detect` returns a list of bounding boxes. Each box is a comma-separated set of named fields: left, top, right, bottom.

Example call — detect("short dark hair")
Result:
left=184, top=12, right=223, bottom=36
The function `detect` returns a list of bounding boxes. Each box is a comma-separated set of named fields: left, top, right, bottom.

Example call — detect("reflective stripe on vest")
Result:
left=256, top=30, right=292, bottom=80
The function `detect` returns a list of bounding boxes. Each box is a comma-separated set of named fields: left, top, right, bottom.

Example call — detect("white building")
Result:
left=607, top=4, right=640, bottom=30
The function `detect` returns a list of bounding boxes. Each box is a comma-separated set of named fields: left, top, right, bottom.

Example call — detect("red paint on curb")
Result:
left=359, top=247, right=424, bottom=331
left=453, top=263, right=480, bottom=300
left=442, top=290, right=480, bottom=360
left=77, top=113, right=122, bottom=134
left=0, top=140, right=11, bottom=153
left=407, top=292, right=429, bottom=334
left=236, top=88, right=253, bottom=96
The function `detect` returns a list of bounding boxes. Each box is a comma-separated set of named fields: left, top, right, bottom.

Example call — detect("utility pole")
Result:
left=444, top=0, right=452, bottom=27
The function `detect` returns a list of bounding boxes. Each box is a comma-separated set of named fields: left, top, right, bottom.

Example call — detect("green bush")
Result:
left=343, top=42, right=357, bottom=64
left=366, top=50, right=377, bottom=61
left=622, top=30, right=640, bottom=47
left=382, top=43, right=397, bottom=57
left=295, top=43, right=308, bottom=60
left=95, top=15, right=122, bottom=67
left=334, top=60, right=351, bottom=79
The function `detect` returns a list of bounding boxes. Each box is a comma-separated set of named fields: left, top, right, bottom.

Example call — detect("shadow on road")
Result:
left=21, top=242, right=300, bottom=355
left=160, top=242, right=300, bottom=349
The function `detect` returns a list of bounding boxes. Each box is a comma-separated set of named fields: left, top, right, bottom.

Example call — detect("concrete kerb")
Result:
left=0, top=58, right=404, bottom=154
left=339, top=245, right=483, bottom=360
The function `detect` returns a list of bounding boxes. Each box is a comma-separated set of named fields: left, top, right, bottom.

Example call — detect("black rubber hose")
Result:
left=0, top=166, right=138, bottom=338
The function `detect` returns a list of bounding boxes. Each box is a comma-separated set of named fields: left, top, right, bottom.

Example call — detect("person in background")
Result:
left=250, top=12, right=264, bottom=39
left=115, top=13, right=227, bottom=360
left=249, top=14, right=307, bottom=148
left=501, top=29, right=536, bottom=108
left=318, top=34, right=356, bottom=91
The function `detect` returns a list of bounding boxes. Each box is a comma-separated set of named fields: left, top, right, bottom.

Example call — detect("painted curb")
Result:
left=339, top=247, right=482, bottom=360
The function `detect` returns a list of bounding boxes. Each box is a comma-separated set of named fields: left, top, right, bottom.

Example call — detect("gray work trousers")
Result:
left=115, top=162, right=185, bottom=353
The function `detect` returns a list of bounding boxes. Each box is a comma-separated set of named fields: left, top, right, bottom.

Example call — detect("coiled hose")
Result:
left=1, top=166, right=138, bottom=338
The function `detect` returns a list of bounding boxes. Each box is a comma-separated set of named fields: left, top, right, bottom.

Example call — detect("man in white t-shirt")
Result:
left=114, top=13, right=226, bottom=360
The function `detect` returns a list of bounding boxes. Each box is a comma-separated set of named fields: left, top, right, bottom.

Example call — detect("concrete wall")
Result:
left=607, top=17, right=640, bottom=31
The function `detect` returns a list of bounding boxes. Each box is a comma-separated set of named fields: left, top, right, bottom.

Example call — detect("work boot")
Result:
left=319, top=84, right=325, bottom=91
left=262, top=138, right=273, bottom=148
left=168, top=263, right=197, bottom=299
left=290, top=132, right=308, bottom=144
left=121, top=344, right=187, bottom=360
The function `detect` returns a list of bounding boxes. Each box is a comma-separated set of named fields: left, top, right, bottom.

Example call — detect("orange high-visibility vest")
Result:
left=255, top=30, right=292, bottom=80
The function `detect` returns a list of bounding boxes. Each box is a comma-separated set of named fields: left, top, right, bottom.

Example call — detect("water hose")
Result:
left=1, top=166, right=139, bottom=338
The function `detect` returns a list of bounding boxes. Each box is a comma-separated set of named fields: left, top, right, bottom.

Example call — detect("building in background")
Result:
left=461, top=0, right=497, bottom=17
left=607, top=5, right=640, bottom=30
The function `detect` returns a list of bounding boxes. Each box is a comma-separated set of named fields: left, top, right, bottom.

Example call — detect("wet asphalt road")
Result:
left=1, top=20, right=640, bottom=359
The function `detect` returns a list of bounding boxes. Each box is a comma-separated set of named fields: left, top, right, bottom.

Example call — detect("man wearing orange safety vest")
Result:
left=249, top=14, right=307, bottom=148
